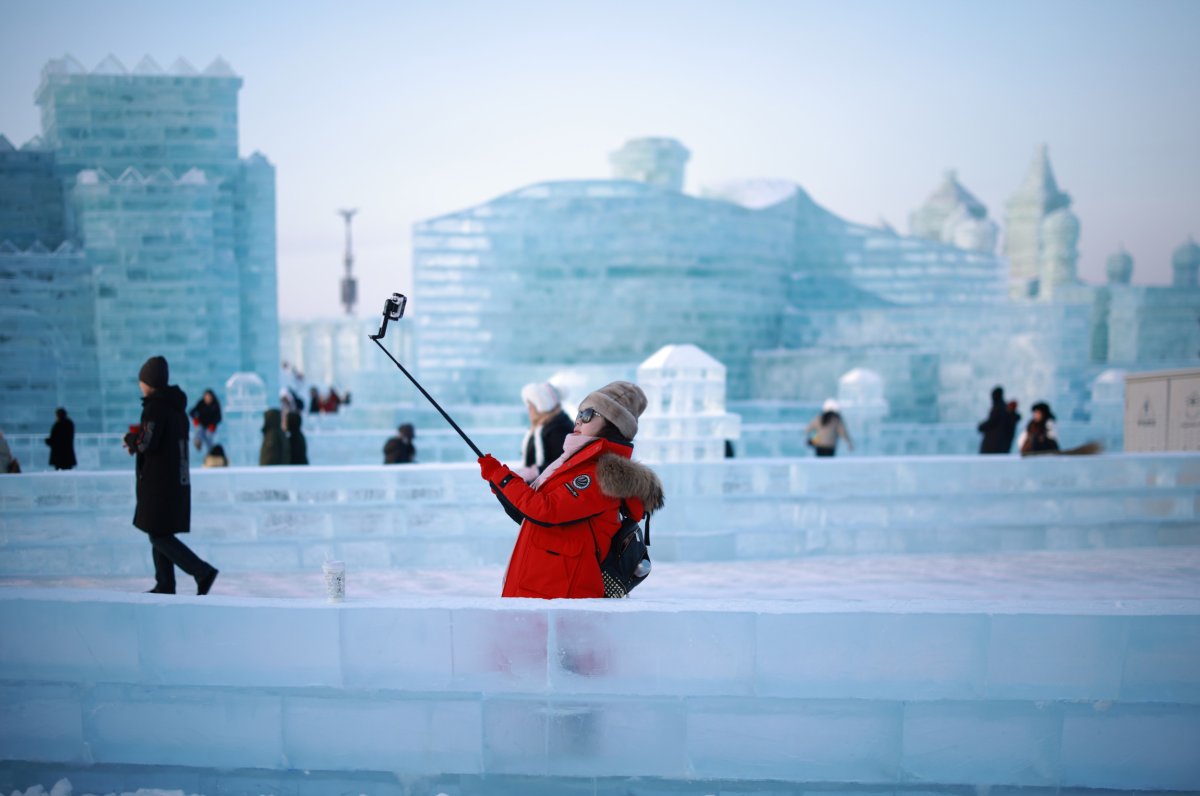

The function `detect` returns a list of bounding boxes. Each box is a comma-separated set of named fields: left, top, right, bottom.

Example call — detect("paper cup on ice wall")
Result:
left=322, top=560, right=346, bottom=602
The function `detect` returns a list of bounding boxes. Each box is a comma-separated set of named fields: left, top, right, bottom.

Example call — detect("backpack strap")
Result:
left=618, top=500, right=650, bottom=547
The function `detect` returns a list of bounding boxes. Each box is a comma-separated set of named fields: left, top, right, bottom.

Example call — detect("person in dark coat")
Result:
left=285, top=411, right=308, bottom=465
left=0, top=430, right=16, bottom=473
left=1003, top=400, right=1021, bottom=452
left=259, top=408, right=288, bottom=465
left=383, top=423, right=416, bottom=464
left=189, top=389, right=222, bottom=453
left=123, top=356, right=218, bottom=596
left=1018, top=401, right=1060, bottom=455
left=45, top=407, right=77, bottom=470
left=518, top=381, right=574, bottom=478
left=978, top=386, right=1020, bottom=454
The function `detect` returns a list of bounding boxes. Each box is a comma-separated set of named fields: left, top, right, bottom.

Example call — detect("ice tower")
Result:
left=1106, top=247, right=1134, bottom=285
left=608, top=137, right=690, bottom=191
left=1004, top=145, right=1072, bottom=299
left=1038, top=203, right=1081, bottom=300
left=1173, top=237, right=1199, bottom=288
left=0, top=55, right=279, bottom=433
left=908, top=170, right=997, bottom=253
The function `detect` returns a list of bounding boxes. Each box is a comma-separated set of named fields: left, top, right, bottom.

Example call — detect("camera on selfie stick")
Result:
left=368, top=293, right=482, bottom=457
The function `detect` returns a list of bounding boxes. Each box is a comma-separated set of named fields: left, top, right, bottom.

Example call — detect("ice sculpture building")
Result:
left=0, top=55, right=278, bottom=434
left=414, top=138, right=1200, bottom=431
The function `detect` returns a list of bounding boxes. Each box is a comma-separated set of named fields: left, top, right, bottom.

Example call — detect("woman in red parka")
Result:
left=478, top=381, right=664, bottom=599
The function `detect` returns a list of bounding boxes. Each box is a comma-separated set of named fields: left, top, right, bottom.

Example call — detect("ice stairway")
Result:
left=0, top=454, right=1196, bottom=578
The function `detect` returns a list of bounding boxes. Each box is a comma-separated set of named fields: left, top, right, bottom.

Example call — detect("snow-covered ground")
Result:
left=4, top=547, right=1198, bottom=603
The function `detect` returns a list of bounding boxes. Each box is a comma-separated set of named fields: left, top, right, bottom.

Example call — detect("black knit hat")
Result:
left=1031, top=401, right=1056, bottom=421
left=138, top=355, right=169, bottom=389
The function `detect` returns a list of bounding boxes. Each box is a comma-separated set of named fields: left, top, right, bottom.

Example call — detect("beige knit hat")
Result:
left=582, top=381, right=647, bottom=439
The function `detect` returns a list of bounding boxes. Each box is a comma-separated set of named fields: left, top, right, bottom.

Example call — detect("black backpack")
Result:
left=597, top=503, right=651, bottom=598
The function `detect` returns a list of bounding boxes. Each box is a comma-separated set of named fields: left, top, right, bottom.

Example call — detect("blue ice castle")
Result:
left=0, top=55, right=278, bottom=434
left=413, top=137, right=1200, bottom=448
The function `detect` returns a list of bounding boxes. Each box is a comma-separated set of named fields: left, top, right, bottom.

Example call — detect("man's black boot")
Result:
left=196, top=569, right=219, bottom=596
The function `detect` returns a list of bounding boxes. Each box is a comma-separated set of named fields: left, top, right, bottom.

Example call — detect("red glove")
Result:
left=478, top=454, right=508, bottom=482
left=192, top=417, right=200, bottom=426
left=207, top=424, right=216, bottom=433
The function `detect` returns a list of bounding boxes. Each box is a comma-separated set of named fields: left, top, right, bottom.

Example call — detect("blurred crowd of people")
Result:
left=1, top=367, right=1105, bottom=479
left=978, top=385, right=1100, bottom=456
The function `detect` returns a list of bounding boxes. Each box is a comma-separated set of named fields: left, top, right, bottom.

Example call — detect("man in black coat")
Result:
left=45, top=407, right=77, bottom=470
left=123, top=356, right=218, bottom=595
left=977, top=386, right=1019, bottom=454
left=285, top=411, right=308, bottom=465
left=383, top=423, right=416, bottom=464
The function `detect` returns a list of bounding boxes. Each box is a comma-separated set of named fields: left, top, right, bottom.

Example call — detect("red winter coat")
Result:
left=485, top=438, right=665, bottom=599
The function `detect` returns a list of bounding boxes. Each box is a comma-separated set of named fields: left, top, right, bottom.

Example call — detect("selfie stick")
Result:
left=369, top=293, right=484, bottom=458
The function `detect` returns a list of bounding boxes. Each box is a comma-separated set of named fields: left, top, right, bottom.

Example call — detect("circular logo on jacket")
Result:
left=572, top=474, right=592, bottom=490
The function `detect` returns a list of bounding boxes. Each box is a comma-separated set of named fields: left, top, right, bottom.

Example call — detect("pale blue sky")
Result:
left=2, top=0, right=1197, bottom=319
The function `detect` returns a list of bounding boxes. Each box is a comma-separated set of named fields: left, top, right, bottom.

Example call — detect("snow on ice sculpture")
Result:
left=837, top=367, right=888, bottom=453
left=635, top=344, right=741, bottom=462
left=1091, top=368, right=1126, bottom=406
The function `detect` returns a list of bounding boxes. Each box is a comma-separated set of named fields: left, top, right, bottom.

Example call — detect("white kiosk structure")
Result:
left=635, top=344, right=741, bottom=462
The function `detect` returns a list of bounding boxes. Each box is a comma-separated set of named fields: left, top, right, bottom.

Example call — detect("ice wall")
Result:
left=1, top=456, right=1196, bottom=579
left=763, top=298, right=1096, bottom=423
left=412, top=179, right=793, bottom=402
left=0, top=135, right=64, bottom=249
left=1108, top=285, right=1200, bottom=366
left=0, top=588, right=1197, bottom=789
left=0, top=242, right=99, bottom=434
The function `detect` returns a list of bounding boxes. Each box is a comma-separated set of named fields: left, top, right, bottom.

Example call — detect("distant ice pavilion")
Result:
left=412, top=137, right=1200, bottom=431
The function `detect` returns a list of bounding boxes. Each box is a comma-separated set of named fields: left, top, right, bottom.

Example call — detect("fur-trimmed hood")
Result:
left=596, top=453, right=665, bottom=513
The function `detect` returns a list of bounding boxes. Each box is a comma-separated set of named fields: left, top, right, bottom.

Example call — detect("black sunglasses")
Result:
left=575, top=407, right=599, bottom=424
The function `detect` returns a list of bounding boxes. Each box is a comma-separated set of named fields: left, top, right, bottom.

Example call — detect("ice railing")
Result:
left=1, top=454, right=1196, bottom=578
